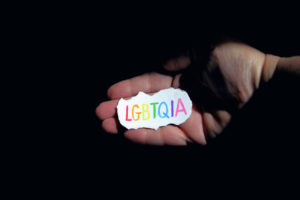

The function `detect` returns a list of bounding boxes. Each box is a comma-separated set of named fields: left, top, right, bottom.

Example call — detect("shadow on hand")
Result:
left=180, top=46, right=239, bottom=114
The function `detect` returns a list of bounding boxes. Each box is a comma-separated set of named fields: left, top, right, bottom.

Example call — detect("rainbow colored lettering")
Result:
left=117, top=88, right=192, bottom=130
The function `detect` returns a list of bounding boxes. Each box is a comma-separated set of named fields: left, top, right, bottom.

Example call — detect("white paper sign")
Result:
left=117, top=88, right=192, bottom=130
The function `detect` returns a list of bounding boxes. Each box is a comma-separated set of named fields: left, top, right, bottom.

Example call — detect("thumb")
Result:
left=163, top=55, right=191, bottom=71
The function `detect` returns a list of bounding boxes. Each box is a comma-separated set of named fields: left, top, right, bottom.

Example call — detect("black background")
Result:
left=10, top=4, right=300, bottom=197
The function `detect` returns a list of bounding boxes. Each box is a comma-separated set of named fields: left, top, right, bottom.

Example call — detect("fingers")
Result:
left=172, top=74, right=182, bottom=88
left=215, top=110, right=231, bottom=128
left=97, top=96, right=207, bottom=145
left=96, top=100, right=119, bottom=120
left=163, top=56, right=191, bottom=71
left=124, top=108, right=207, bottom=145
left=179, top=107, right=207, bottom=145
left=202, top=111, right=231, bottom=138
left=98, top=103, right=227, bottom=144
left=102, top=118, right=119, bottom=134
left=124, top=126, right=190, bottom=146
left=96, top=100, right=119, bottom=134
left=107, top=72, right=173, bottom=100
left=202, top=112, right=223, bottom=138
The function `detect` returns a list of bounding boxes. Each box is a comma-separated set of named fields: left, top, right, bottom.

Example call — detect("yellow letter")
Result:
left=142, top=104, right=150, bottom=120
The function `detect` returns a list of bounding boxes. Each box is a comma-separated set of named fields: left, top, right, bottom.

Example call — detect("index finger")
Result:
left=107, top=72, right=173, bottom=100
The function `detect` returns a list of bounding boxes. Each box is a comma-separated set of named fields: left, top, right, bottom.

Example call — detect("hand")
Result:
left=96, top=42, right=272, bottom=145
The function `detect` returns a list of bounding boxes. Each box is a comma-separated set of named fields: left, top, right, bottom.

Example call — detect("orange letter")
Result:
left=132, top=104, right=141, bottom=121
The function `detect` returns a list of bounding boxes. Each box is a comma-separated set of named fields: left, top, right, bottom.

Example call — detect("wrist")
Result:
left=261, top=54, right=281, bottom=83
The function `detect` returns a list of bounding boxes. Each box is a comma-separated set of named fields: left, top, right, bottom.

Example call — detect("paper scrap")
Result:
left=117, top=88, right=192, bottom=130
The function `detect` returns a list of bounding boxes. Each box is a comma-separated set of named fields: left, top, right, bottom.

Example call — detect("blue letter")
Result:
left=158, top=101, right=169, bottom=118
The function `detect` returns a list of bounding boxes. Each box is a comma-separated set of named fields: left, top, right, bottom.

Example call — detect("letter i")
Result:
left=171, top=100, right=174, bottom=117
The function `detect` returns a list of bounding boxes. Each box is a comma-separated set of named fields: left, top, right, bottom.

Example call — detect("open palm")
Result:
left=96, top=42, right=266, bottom=145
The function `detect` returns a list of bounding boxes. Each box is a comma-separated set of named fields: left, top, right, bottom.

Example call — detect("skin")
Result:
left=96, top=42, right=300, bottom=146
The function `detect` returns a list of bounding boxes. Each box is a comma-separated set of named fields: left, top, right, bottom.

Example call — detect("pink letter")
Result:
left=175, top=98, right=187, bottom=117
left=126, top=105, right=132, bottom=121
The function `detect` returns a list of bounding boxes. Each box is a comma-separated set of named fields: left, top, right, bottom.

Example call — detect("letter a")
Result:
left=175, top=98, right=187, bottom=117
